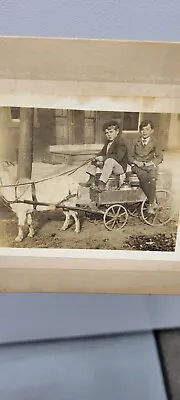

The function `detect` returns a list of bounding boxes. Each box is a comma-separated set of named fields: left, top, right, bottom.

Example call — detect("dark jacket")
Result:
left=128, top=136, right=163, bottom=167
left=98, top=135, right=128, bottom=172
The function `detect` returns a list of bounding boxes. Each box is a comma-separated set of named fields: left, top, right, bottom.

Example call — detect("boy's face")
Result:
left=140, top=123, right=154, bottom=139
left=105, top=125, right=119, bottom=142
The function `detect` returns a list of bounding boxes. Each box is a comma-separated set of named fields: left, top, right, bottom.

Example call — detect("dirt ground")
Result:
left=0, top=205, right=178, bottom=252
left=0, top=157, right=179, bottom=252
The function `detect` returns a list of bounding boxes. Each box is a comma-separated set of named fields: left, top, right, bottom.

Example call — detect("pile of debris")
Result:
left=125, top=233, right=176, bottom=252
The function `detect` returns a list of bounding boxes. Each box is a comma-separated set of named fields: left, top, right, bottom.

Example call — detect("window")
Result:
left=123, top=112, right=139, bottom=131
left=10, top=107, right=20, bottom=121
left=96, top=111, right=140, bottom=133
left=9, top=107, right=39, bottom=127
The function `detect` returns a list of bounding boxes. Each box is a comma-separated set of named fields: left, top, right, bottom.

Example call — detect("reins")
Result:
left=0, top=157, right=94, bottom=188
left=0, top=156, right=94, bottom=208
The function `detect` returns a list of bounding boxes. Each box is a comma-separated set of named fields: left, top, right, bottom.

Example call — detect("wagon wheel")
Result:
left=127, top=203, right=141, bottom=218
left=103, top=204, right=128, bottom=231
left=141, top=189, right=175, bottom=226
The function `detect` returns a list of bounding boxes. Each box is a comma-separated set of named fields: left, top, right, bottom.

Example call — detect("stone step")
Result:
left=49, top=152, right=93, bottom=165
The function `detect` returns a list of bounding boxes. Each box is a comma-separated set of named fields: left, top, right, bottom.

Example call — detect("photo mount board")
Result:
left=0, top=36, right=180, bottom=294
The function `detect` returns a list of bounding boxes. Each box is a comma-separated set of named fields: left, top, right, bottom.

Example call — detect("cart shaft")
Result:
left=14, top=199, right=105, bottom=216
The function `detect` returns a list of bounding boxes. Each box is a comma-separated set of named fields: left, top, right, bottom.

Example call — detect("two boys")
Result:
left=80, top=119, right=163, bottom=214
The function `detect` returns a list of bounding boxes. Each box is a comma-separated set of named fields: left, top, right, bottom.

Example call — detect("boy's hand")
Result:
left=144, top=161, right=155, bottom=167
left=134, top=160, right=144, bottom=168
left=96, top=156, right=104, bottom=162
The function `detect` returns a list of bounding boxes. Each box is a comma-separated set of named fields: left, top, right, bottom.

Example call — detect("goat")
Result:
left=0, top=161, right=81, bottom=242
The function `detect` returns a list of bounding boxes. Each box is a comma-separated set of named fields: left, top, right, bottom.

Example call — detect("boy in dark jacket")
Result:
left=128, top=119, right=163, bottom=214
left=80, top=120, right=128, bottom=191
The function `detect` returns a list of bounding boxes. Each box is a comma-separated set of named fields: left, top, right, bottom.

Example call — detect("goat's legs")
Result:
left=61, top=211, right=71, bottom=231
left=27, top=213, right=35, bottom=238
left=15, top=212, right=27, bottom=242
left=70, top=211, right=80, bottom=233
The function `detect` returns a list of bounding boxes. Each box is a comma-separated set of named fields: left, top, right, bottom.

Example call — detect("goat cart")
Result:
left=87, top=169, right=176, bottom=231
left=15, top=168, right=176, bottom=232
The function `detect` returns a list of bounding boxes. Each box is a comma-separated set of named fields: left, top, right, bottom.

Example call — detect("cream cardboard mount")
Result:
left=0, top=36, right=180, bottom=294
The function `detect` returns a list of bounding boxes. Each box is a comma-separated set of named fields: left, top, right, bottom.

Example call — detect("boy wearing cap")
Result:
left=80, top=120, right=128, bottom=191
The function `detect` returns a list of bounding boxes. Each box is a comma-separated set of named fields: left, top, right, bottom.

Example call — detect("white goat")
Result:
left=0, top=161, right=81, bottom=242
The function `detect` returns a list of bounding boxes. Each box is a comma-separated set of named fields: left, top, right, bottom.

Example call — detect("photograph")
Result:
left=0, top=36, right=179, bottom=257
left=0, top=106, right=179, bottom=252
left=0, top=36, right=180, bottom=293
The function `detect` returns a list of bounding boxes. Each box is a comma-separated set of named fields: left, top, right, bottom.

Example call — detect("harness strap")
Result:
left=15, top=185, right=18, bottom=201
left=4, top=182, right=77, bottom=209
left=31, top=182, right=37, bottom=210
left=13, top=181, right=37, bottom=209
left=56, top=191, right=77, bottom=206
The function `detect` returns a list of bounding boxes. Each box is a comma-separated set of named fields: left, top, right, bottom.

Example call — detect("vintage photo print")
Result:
left=0, top=106, right=179, bottom=252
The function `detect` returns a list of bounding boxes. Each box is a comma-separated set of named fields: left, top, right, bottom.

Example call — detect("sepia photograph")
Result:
left=0, top=36, right=180, bottom=256
left=0, top=106, right=179, bottom=252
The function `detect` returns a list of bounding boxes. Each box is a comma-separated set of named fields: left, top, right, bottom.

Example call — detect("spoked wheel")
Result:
left=141, top=189, right=175, bottom=226
left=127, top=203, right=141, bottom=218
left=103, top=204, right=128, bottom=231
